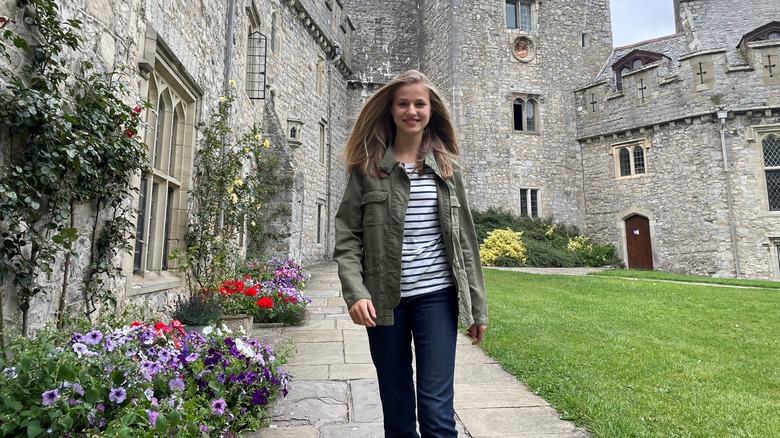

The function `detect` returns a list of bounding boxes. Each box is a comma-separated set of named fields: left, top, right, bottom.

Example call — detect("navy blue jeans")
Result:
left=366, top=288, right=458, bottom=438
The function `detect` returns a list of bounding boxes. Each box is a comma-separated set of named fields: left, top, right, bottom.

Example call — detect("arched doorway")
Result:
left=625, top=214, right=653, bottom=270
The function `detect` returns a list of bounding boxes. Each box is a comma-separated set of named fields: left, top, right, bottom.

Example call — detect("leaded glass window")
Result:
left=764, top=135, right=780, bottom=211
left=619, top=148, right=631, bottom=176
left=633, top=147, right=645, bottom=174
left=519, top=188, right=539, bottom=217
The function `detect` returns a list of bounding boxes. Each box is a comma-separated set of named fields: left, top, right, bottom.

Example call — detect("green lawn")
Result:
left=591, top=269, right=780, bottom=290
left=479, top=268, right=780, bottom=438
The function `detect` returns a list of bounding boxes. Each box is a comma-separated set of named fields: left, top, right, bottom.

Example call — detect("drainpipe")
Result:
left=218, top=0, right=237, bottom=233
left=224, top=0, right=236, bottom=91
left=326, top=44, right=343, bottom=258
left=718, top=109, right=740, bottom=278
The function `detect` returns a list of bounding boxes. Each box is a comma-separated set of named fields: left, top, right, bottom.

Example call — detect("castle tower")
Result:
left=343, top=0, right=613, bottom=228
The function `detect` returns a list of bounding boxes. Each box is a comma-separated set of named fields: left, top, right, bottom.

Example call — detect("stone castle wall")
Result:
left=449, top=0, right=613, bottom=227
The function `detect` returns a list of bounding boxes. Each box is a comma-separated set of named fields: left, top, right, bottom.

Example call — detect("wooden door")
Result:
left=625, top=215, right=653, bottom=270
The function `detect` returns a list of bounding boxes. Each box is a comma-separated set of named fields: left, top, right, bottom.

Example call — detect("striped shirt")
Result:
left=400, top=163, right=454, bottom=297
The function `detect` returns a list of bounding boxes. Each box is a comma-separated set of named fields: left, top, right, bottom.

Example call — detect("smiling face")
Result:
left=390, top=83, right=431, bottom=139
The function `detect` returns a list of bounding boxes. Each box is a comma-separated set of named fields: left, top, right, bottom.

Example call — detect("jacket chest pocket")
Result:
left=449, top=193, right=461, bottom=232
left=362, top=190, right=389, bottom=226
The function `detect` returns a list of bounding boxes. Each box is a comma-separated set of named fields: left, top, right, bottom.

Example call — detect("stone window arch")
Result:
left=612, top=139, right=649, bottom=178
left=612, top=49, right=666, bottom=91
left=133, top=35, right=201, bottom=281
left=512, top=96, right=539, bottom=132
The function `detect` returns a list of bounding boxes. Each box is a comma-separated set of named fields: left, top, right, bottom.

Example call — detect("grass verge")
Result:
left=480, top=268, right=780, bottom=437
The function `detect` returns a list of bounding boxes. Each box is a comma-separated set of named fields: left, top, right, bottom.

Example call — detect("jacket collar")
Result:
left=379, top=146, right=443, bottom=178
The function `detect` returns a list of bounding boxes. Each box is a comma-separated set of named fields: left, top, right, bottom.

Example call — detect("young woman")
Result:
left=333, top=70, right=487, bottom=438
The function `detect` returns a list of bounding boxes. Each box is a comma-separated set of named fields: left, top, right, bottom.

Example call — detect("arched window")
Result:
left=632, top=59, right=643, bottom=69
left=512, top=97, right=540, bottom=132
left=633, top=146, right=645, bottom=174
left=168, top=112, right=179, bottom=175
left=526, top=100, right=536, bottom=132
left=769, top=31, right=780, bottom=40
left=153, top=99, right=166, bottom=170
left=513, top=99, right=524, bottom=131
left=613, top=140, right=649, bottom=178
left=619, top=148, right=631, bottom=177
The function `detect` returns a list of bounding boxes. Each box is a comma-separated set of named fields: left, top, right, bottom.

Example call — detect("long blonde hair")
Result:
left=343, top=70, right=459, bottom=178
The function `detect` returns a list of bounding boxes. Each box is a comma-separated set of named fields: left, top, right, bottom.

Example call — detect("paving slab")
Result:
left=245, top=425, right=319, bottom=438
left=286, top=329, right=342, bottom=344
left=268, top=381, right=349, bottom=427
left=329, top=363, right=377, bottom=380
left=285, top=341, right=344, bottom=366
left=284, top=365, right=330, bottom=381
left=458, top=406, right=586, bottom=437
left=350, top=379, right=382, bottom=422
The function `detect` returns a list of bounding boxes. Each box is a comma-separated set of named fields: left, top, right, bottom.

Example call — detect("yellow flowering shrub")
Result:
left=480, top=228, right=528, bottom=267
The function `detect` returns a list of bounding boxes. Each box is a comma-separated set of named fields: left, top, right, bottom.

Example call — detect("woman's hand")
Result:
left=349, top=299, right=377, bottom=327
left=466, top=324, right=487, bottom=345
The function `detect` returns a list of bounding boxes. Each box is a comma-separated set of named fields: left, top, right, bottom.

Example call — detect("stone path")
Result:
left=246, top=261, right=589, bottom=438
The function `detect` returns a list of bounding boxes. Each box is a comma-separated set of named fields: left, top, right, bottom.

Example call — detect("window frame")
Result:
left=505, top=0, right=536, bottom=32
left=512, top=96, right=540, bottom=133
left=612, top=139, right=649, bottom=179
left=519, top=188, right=540, bottom=217
left=131, top=38, right=201, bottom=289
left=762, top=133, right=780, bottom=211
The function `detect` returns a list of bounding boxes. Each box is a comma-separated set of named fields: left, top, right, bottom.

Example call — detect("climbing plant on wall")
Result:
left=171, top=85, right=289, bottom=296
left=0, top=0, right=149, bottom=340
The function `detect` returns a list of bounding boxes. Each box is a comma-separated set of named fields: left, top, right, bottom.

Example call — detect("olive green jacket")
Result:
left=333, top=147, right=488, bottom=327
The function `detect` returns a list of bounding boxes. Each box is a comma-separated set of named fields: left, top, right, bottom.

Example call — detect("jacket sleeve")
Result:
left=333, top=173, right=372, bottom=309
left=454, top=169, right=488, bottom=326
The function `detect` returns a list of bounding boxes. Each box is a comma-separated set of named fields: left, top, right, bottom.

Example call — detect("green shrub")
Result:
left=473, top=208, right=615, bottom=268
left=480, top=229, right=528, bottom=267
left=171, top=294, right=222, bottom=326
left=523, top=239, right=579, bottom=267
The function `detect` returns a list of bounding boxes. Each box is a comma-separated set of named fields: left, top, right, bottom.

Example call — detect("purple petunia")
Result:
left=211, top=398, right=227, bottom=416
left=169, top=378, right=184, bottom=391
left=147, top=410, right=159, bottom=426
left=250, top=389, right=268, bottom=406
left=72, top=343, right=88, bottom=358
left=109, top=387, right=127, bottom=404
left=85, top=330, right=103, bottom=345
left=42, top=389, right=59, bottom=406
left=216, top=372, right=226, bottom=384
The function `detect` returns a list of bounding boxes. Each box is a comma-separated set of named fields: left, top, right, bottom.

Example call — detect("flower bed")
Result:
left=216, top=258, right=311, bottom=326
left=0, top=320, right=289, bottom=437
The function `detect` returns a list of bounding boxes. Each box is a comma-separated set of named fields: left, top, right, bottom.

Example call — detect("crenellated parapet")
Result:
left=576, top=25, right=780, bottom=140
left=280, top=0, right=353, bottom=76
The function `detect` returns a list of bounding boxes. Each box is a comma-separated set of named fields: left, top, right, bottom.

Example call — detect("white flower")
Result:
left=202, top=326, right=213, bottom=335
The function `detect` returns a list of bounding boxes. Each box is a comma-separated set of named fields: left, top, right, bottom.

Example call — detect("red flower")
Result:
left=153, top=322, right=168, bottom=333
left=170, top=320, right=182, bottom=329
left=244, top=286, right=259, bottom=297
left=124, top=128, right=135, bottom=138
left=283, top=298, right=290, bottom=304
left=244, top=274, right=250, bottom=279
left=132, top=106, right=141, bottom=114
left=291, top=297, right=297, bottom=304
left=257, top=297, right=274, bottom=309
left=130, top=321, right=143, bottom=328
